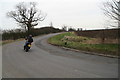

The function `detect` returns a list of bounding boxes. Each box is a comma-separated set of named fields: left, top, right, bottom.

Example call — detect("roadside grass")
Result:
left=48, top=32, right=119, bottom=57
left=0, top=41, right=2, bottom=45
left=2, top=40, right=15, bottom=45
left=2, top=38, right=24, bottom=45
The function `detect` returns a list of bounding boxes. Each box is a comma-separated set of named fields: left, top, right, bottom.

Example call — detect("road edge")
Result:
left=48, top=42, right=119, bottom=58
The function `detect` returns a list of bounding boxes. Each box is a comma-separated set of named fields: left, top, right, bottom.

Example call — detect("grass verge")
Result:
left=1, top=39, right=24, bottom=45
left=48, top=32, right=119, bottom=57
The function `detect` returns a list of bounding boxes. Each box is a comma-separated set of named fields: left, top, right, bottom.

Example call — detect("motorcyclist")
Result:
left=27, top=35, right=33, bottom=44
left=24, top=35, right=33, bottom=50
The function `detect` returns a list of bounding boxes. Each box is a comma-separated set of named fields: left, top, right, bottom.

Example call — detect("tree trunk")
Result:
left=27, top=24, right=32, bottom=35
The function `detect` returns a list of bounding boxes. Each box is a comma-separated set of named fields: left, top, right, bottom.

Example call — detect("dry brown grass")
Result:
left=62, top=35, right=118, bottom=44
left=83, top=38, right=118, bottom=44
left=103, top=38, right=118, bottom=44
left=2, top=38, right=24, bottom=45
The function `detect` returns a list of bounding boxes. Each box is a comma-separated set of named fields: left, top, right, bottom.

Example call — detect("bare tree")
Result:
left=102, top=0, right=120, bottom=45
left=7, top=2, right=46, bottom=33
left=102, top=0, right=120, bottom=28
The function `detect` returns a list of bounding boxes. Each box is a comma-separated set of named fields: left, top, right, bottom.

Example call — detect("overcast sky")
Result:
left=0, top=0, right=107, bottom=30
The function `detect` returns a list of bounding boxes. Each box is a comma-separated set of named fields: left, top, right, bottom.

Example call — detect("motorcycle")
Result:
left=24, top=42, right=31, bottom=52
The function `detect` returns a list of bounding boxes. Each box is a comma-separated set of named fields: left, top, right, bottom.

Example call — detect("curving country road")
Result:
left=2, top=33, right=118, bottom=78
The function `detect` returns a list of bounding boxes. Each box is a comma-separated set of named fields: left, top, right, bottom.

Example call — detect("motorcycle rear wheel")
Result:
left=25, top=48, right=29, bottom=52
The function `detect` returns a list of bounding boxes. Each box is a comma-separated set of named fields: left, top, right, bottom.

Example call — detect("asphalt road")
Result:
left=0, top=46, right=2, bottom=79
left=2, top=33, right=118, bottom=78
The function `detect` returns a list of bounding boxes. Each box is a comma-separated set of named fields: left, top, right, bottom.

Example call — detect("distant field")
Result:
left=48, top=32, right=119, bottom=57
